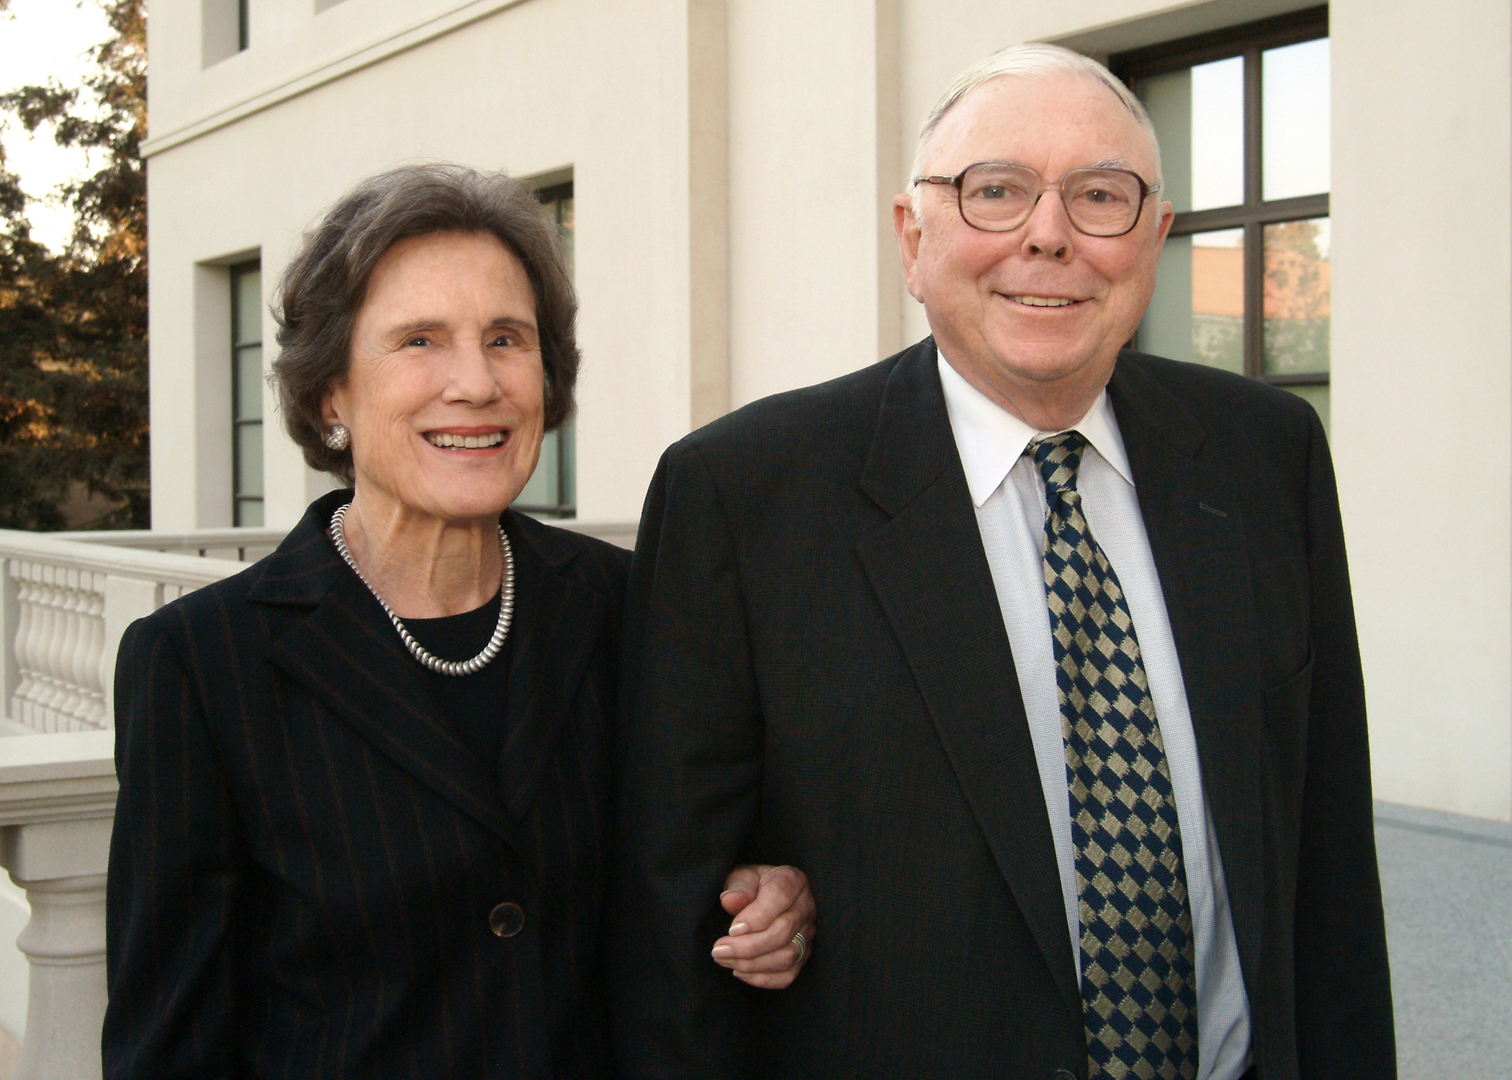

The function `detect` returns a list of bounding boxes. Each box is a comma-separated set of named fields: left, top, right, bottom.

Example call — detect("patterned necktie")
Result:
left=1032, top=431, right=1199, bottom=1080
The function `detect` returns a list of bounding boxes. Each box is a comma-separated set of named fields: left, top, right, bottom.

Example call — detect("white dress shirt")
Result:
left=936, top=351, right=1253, bottom=1080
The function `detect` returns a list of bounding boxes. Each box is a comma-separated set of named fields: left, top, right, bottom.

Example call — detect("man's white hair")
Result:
left=908, top=43, right=1162, bottom=218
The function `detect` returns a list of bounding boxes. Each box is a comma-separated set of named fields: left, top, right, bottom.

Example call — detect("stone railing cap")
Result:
left=0, top=731, right=117, bottom=826
left=0, top=730, right=115, bottom=778
left=0, top=528, right=245, bottom=588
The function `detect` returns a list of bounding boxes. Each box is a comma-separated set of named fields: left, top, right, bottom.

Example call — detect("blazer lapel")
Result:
left=252, top=495, right=528, bottom=856
left=1108, top=354, right=1266, bottom=990
left=495, top=512, right=603, bottom=823
left=854, top=343, right=1081, bottom=1013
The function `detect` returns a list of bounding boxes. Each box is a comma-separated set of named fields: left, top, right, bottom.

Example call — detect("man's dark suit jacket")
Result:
left=104, top=488, right=629, bottom=1079
left=611, top=339, right=1394, bottom=1080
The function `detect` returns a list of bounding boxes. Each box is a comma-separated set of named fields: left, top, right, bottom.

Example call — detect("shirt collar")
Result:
left=936, top=346, right=1135, bottom=507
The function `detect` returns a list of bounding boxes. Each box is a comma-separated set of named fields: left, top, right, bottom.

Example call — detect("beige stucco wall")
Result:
left=145, top=0, right=1512, bottom=820
left=725, top=0, right=902, bottom=405
left=1330, top=0, right=1512, bottom=820
left=148, top=0, right=709, bottom=527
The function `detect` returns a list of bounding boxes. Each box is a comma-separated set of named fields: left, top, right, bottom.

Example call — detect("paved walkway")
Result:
left=1375, top=800, right=1512, bottom=1076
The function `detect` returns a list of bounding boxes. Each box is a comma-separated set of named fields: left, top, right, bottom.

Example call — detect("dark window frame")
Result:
left=230, top=259, right=263, bottom=527
left=1113, top=5, right=1329, bottom=388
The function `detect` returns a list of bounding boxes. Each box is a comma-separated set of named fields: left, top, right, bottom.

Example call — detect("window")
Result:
left=231, top=260, right=263, bottom=526
left=202, top=0, right=247, bottom=64
left=514, top=181, right=577, bottom=518
left=1114, top=7, right=1331, bottom=428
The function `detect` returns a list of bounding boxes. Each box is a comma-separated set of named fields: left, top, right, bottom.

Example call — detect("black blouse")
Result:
left=404, top=590, right=514, bottom=783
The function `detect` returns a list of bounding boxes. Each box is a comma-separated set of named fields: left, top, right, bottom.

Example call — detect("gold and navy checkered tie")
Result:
left=1033, top=432, right=1199, bottom=1080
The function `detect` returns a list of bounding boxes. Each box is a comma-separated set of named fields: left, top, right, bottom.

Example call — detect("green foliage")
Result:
left=0, top=0, right=147, bottom=529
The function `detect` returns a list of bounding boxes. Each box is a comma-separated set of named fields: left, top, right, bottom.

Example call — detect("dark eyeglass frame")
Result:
left=912, top=162, right=1162, bottom=237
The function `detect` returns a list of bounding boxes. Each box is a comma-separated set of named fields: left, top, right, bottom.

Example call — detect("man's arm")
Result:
left=611, top=440, right=766, bottom=1079
left=1291, top=409, right=1397, bottom=1077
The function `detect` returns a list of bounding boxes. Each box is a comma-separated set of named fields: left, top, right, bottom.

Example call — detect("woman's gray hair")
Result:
left=271, top=162, right=579, bottom=483
left=909, top=43, right=1161, bottom=214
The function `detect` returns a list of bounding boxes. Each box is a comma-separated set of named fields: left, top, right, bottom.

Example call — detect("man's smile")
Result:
left=1003, top=294, right=1081, bottom=307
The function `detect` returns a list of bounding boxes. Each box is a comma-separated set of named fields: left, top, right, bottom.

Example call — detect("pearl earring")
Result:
left=324, top=424, right=350, bottom=451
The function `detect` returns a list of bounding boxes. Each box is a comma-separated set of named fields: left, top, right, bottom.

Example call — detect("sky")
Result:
left=1189, top=39, right=1331, bottom=251
left=0, top=0, right=114, bottom=251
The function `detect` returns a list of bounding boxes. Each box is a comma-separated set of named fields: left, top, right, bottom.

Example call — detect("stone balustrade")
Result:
left=0, top=517, right=635, bottom=1075
left=57, top=526, right=288, bottom=563
left=0, top=730, right=119, bottom=1080
left=0, top=531, right=249, bottom=1079
left=0, top=531, right=246, bottom=738
left=58, top=518, right=638, bottom=559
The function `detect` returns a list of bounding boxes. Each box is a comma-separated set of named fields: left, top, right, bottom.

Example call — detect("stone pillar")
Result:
left=0, top=732, right=118, bottom=1080
left=1, top=818, right=112, bottom=1080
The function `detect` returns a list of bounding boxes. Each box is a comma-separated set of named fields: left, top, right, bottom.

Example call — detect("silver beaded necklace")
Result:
left=329, top=502, right=516, bottom=676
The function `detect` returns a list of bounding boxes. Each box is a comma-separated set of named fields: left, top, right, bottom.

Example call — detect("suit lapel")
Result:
left=1108, top=354, right=1265, bottom=990
left=496, top=512, right=603, bottom=824
left=855, top=343, right=1081, bottom=1013
left=253, top=495, right=527, bottom=856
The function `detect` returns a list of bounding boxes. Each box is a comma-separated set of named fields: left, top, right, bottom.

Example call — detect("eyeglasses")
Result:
left=912, top=163, right=1161, bottom=237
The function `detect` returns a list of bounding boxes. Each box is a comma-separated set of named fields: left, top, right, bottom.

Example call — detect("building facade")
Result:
left=143, top=0, right=1512, bottom=822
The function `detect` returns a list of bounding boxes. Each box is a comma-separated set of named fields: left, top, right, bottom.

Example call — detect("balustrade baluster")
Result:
left=25, top=568, right=59, bottom=732
left=0, top=559, right=16, bottom=731
left=55, top=575, right=77, bottom=732
left=47, top=577, right=74, bottom=732
left=61, top=574, right=88, bottom=732
left=25, top=571, right=47, bottom=730
left=56, top=585, right=78, bottom=730
left=37, top=572, right=67, bottom=732
left=78, top=578, right=106, bottom=728
left=51, top=575, right=81, bottom=732
left=11, top=567, right=35, bottom=729
left=63, top=574, right=89, bottom=730
left=25, top=570, right=55, bottom=732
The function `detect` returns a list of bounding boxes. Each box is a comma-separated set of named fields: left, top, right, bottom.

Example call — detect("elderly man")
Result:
left=612, top=44, right=1394, bottom=1080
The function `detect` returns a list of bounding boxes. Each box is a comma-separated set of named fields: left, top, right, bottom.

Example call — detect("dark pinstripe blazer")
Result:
left=104, top=489, right=629, bottom=1079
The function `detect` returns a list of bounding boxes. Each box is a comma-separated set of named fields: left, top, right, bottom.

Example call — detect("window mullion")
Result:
left=1243, top=46, right=1265, bottom=380
left=1264, top=372, right=1329, bottom=387
left=1168, top=206, right=1252, bottom=235
left=1244, top=46, right=1264, bottom=210
left=1243, top=220, right=1264, bottom=380
left=1255, top=194, right=1330, bottom=223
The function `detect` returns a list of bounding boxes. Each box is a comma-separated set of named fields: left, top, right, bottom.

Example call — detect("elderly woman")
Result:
left=103, top=164, right=814, bottom=1078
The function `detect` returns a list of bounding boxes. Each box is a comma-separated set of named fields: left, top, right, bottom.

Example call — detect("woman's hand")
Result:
left=709, top=864, right=815, bottom=988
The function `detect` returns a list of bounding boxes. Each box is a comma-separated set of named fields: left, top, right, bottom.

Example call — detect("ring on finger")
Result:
left=791, top=930, right=809, bottom=965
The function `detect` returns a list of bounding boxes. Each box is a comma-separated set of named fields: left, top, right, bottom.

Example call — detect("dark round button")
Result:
left=489, top=902, right=525, bottom=938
